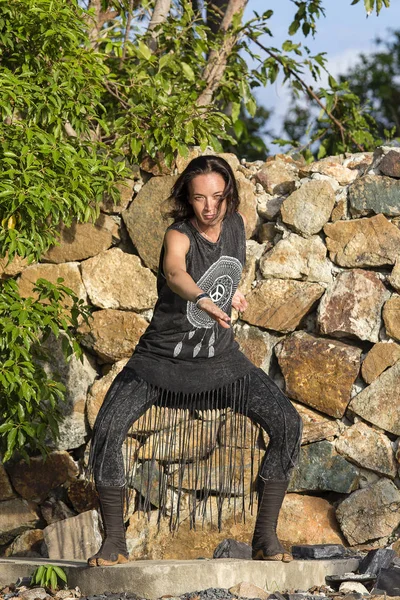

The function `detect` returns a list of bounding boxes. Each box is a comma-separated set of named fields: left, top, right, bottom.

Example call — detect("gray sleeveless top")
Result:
left=126, top=211, right=255, bottom=393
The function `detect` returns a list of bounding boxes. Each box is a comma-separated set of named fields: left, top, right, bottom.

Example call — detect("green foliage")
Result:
left=0, top=278, right=91, bottom=462
left=0, top=0, right=125, bottom=264
left=30, top=564, right=67, bottom=591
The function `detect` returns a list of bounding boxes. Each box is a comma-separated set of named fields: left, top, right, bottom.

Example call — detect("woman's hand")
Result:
left=232, top=290, right=248, bottom=312
left=197, top=297, right=231, bottom=329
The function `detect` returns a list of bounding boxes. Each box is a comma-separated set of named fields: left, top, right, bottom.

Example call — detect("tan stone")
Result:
left=277, top=494, right=344, bottom=546
left=43, top=214, right=119, bottom=263
left=229, top=582, right=270, bottom=599
left=317, top=269, right=391, bottom=343
left=348, top=360, right=400, bottom=435
left=383, top=294, right=400, bottom=341
left=81, top=247, right=157, bottom=311
left=78, top=309, right=148, bottom=362
left=236, top=173, right=258, bottom=238
left=101, top=173, right=139, bottom=213
left=299, top=159, right=358, bottom=185
left=242, top=279, right=325, bottom=333
left=324, top=213, right=400, bottom=268
left=291, top=401, right=341, bottom=445
left=122, top=175, right=177, bottom=271
left=361, top=342, right=400, bottom=384
left=336, top=479, right=400, bottom=545
left=335, top=421, right=397, bottom=478
left=281, top=180, right=336, bottom=236
left=17, top=262, right=87, bottom=308
left=140, top=418, right=219, bottom=462
left=86, top=359, right=129, bottom=429
left=0, top=463, right=16, bottom=501
left=43, top=509, right=102, bottom=560
left=260, top=233, right=332, bottom=284
left=275, top=332, right=362, bottom=418
left=234, top=323, right=281, bottom=372
left=0, top=252, right=30, bottom=278
left=389, top=258, right=400, bottom=292
left=7, top=451, right=78, bottom=503
left=0, top=499, right=38, bottom=545
left=253, top=157, right=298, bottom=195
left=4, top=529, right=44, bottom=557
left=238, top=250, right=256, bottom=298
left=218, top=411, right=264, bottom=448
left=331, top=198, right=348, bottom=222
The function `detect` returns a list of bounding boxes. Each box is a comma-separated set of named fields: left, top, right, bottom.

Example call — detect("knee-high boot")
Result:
left=87, top=485, right=129, bottom=567
left=251, top=479, right=292, bottom=562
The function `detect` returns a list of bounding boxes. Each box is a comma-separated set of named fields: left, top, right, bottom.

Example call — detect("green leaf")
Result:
left=181, top=62, right=195, bottom=82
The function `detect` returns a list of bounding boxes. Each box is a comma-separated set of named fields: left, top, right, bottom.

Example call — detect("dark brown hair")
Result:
left=169, top=155, right=240, bottom=221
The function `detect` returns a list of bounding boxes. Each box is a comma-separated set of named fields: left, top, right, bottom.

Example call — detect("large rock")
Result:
left=361, top=342, right=400, bottom=384
left=256, top=193, right=284, bottom=220
left=288, top=441, right=359, bottom=494
left=18, top=262, right=87, bottom=308
left=383, top=295, right=400, bottom=341
left=43, top=509, right=102, bottom=560
left=389, top=258, right=400, bottom=292
left=175, top=149, right=240, bottom=175
left=317, top=269, right=391, bottom=343
left=281, top=180, right=336, bottom=236
left=6, top=451, right=78, bottom=503
left=234, top=323, right=281, bottom=372
left=101, top=173, right=139, bottom=213
left=43, top=214, right=119, bottom=263
left=78, top=309, right=148, bottom=363
left=299, top=158, right=358, bottom=185
left=4, top=529, right=45, bottom=558
left=81, top=248, right=157, bottom=311
left=0, top=253, right=30, bottom=278
left=242, top=279, right=325, bottom=333
left=40, top=496, right=76, bottom=525
left=291, top=401, right=341, bottom=445
left=40, top=334, right=97, bottom=450
left=86, top=359, right=129, bottom=429
left=379, top=149, right=400, bottom=178
left=275, top=332, right=362, bottom=418
left=260, top=233, right=332, bottom=284
left=0, top=463, right=16, bottom=500
left=348, top=175, right=400, bottom=217
left=0, top=499, right=38, bottom=545
left=236, top=173, right=258, bottom=238
left=336, top=479, right=400, bottom=545
left=335, top=421, right=397, bottom=479
left=324, top=213, right=400, bottom=268
left=253, top=156, right=299, bottom=195
left=348, top=360, right=400, bottom=435
left=122, top=175, right=176, bottom=271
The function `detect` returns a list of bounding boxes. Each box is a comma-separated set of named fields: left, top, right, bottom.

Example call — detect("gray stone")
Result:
left=317, top=269, right=391, bottom=343
left=338, top=581, right=370, bottom=594
left=358, top=548, right=396, bottom=575
left=291, top=544, right=345, bottom=560
left=288, top=441, right=359, bottom=494
left=260, top=233, right=332, bottom=284
left=348, top=360, right=400, bottom=435
left=379, top=149, right=400, bottom=178
left=213, top=538, right=252, bottom=559
left=19, top=588, right=49, bottom=600
left=336, top=479, right=400, bottom=545
left=43, top=509, right=102, bottom=560
left=374, top=566, right=400, bottom=597
left=349, top=175, right=400, bottom=217
left=131, top=461, right=164, bottom=508
left=0, top=499, right=38, bottom=545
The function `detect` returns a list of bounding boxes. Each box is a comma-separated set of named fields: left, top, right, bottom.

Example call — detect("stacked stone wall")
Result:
left=1, top=147, right=400, bottom=561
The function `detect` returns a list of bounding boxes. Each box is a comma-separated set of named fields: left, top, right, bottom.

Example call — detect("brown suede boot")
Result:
left=87, top=485, right=129, bottom=566
left=251, top=480, right=292, bottom=562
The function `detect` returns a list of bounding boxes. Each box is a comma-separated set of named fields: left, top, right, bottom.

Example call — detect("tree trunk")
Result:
left=205, top=0, right=229, bottom=35
left=147, top=0, right=172, bottom=51
left=197, top=0, right=248, bottom=107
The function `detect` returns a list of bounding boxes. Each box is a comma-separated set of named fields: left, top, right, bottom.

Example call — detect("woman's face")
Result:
left=188, top=172, right=227, bottom=227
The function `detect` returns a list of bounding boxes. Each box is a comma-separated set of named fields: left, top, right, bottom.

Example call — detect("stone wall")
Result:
left=1, top=147, right=400, bottom=561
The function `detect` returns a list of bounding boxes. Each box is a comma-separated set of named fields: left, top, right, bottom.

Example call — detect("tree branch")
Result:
left=120, top=0, right=135, bottom=67
left=147, top=0, right=172, bottom=51
left=196, top=0, right=248, bottom=107
left=86, top=0, right=119, bottom=48
left=252, top=37, right=365, bottom=152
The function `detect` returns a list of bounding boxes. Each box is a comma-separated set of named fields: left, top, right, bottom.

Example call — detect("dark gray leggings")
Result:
left=89, top=367, right=302, bottom=487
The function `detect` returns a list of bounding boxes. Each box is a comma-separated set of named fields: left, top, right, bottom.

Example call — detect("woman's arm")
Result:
left=163, top=229, right=231, bottom=329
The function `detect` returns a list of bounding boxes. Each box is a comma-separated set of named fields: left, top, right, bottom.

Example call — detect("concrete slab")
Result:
left=0, top=557, right=360, bottom=599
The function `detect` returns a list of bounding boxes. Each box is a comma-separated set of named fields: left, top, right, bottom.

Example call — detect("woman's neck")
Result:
left=191, top=218, right=222, bottom=243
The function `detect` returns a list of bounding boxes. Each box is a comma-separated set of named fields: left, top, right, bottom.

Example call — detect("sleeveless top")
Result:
left=126, top=211, right=255, bottom=394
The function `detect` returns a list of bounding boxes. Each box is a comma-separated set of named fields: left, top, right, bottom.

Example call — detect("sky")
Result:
left=242, top=0, right=400, bottom=136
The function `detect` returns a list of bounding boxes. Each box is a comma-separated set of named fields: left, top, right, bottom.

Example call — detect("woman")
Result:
left=87, top=155, right=302, bottom=567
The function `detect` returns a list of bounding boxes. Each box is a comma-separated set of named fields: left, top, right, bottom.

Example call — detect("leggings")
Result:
left=90, top=367, right=302, bottom=488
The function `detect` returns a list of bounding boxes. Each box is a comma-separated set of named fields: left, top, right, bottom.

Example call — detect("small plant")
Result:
left=30, top=565, right=67, bottom=592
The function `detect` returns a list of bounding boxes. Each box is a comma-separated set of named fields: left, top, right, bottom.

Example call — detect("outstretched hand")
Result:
left=197, top=297, right=231, bottom=329
left=231, top=290, right=248, bottom=312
